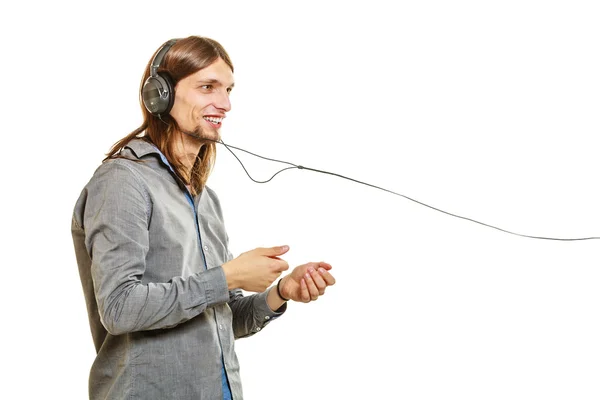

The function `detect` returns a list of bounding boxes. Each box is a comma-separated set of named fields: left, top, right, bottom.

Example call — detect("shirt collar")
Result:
left=124, top=138, right=179, bottom=174
left=124, top=138, right=162, bottom=159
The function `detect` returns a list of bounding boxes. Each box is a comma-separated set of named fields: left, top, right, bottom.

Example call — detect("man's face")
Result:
left=170, top=57, right=234, bottom=140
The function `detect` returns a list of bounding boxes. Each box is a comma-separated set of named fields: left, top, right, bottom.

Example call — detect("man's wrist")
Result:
left=276, top=278, right=289, bottom=301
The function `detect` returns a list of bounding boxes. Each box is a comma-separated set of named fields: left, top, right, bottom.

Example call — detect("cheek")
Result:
left=191, top=107, right=204, bottom=123
left=188, top=95, right=208, bottom=119
left=171, top=93, right=189, bottom=120
left=174, top=91, right=197, bottom=113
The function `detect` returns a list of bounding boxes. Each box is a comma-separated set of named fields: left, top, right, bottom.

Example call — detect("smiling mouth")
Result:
left=203, top=116, right=223, bottom=125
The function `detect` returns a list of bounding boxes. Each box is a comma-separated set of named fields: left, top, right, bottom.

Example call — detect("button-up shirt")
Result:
left=71, top=138, right=285, bottom=399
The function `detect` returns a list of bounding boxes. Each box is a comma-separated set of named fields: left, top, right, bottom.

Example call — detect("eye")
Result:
left=226, top=87, right=233, bottom=94
left=200, top=84, right=213, bottom=90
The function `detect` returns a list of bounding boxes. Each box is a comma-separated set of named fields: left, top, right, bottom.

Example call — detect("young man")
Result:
left=71, top=36, right=336, bottom=400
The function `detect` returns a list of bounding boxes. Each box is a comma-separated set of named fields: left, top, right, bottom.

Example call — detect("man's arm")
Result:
left=79, top=162, right=230, bottom=335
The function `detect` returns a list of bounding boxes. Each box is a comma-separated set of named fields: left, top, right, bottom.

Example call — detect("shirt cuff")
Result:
left=256, top=287, right=287, bottom=320
left=200, top=266, right=230, bottom=307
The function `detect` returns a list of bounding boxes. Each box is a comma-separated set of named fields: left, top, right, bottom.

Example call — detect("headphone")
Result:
left=142, top=39, right=178, bottom=117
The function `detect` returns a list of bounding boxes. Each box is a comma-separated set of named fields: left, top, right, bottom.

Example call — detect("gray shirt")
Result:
left=71, top=138, right=285, bottom=400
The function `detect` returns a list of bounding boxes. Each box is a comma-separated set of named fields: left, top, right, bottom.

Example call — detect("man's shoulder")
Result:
left=95, top=139, right=163, bottom=177
left=78, top=157, right=156, bottom=200
left=94, top=157, right=144, bottom=178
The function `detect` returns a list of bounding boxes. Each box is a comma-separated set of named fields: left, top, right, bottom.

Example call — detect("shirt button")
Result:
left=219, top=324, right=223, bottom=330
left=256, top=327, right=261, bottom=332
left=264, top=316, right=270, bottom=320
left=204, top=245, right=209, bottom=251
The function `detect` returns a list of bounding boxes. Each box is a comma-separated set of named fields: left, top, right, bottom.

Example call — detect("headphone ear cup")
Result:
left=142, top=72, right=175, bottom=116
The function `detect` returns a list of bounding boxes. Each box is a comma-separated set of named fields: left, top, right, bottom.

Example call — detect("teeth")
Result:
left=203, top=116, right=223, bottom=124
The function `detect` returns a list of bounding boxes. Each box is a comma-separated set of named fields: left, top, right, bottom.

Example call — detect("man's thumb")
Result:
left=269, top=245, right=289, bottom=255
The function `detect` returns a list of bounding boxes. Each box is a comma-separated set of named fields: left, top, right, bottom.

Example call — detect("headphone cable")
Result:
left=206, top=137, right=599, bottom=242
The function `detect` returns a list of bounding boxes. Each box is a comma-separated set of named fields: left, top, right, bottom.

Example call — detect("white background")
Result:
left=2, top=1, right=599, bottom=399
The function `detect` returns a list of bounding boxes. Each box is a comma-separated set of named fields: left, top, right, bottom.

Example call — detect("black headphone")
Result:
left=142, top=39, right=178, bottom=117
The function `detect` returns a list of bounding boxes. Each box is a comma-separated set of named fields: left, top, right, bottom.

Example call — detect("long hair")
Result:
left=105, top=36, right=234, bottom=195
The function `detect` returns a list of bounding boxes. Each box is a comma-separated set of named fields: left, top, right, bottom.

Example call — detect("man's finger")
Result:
left=300, top=278, right=310, bottom=302
left=318, top=262, right=332, bottom=271
left=275, top=259, right=290, bottom=272
left=305, top=272, right=320, bottom=300
left=308, top=267, right=327, bottom=293
left=319, top=268, right=336, bottom=286
left=262, top=245, right=289, bottom=256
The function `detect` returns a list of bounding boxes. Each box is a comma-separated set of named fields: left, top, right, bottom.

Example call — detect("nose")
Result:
left=215, top=89, right=231, bottom=112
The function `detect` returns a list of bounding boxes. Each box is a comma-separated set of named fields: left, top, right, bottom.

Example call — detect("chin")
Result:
left=191, top=126, right=220, bottom=142
left=205, top=130, right=221, bottom=142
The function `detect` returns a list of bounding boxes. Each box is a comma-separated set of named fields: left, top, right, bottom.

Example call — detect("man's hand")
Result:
left=222, top=246, right=290, bottom=292
left=279, top=262, right=336, bottom=303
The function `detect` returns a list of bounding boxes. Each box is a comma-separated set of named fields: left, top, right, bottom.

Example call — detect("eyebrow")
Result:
left=197, top=79, right=235, bottom=88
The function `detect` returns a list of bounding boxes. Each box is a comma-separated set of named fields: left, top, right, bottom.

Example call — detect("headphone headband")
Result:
left=150, top=39, right=178, bottom=77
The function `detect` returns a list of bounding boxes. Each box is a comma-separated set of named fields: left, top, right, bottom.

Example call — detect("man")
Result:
left=71, top=36, right=336, bottom=400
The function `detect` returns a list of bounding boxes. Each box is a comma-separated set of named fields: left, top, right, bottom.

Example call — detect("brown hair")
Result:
left=105, top=36, right=234, bottom=195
